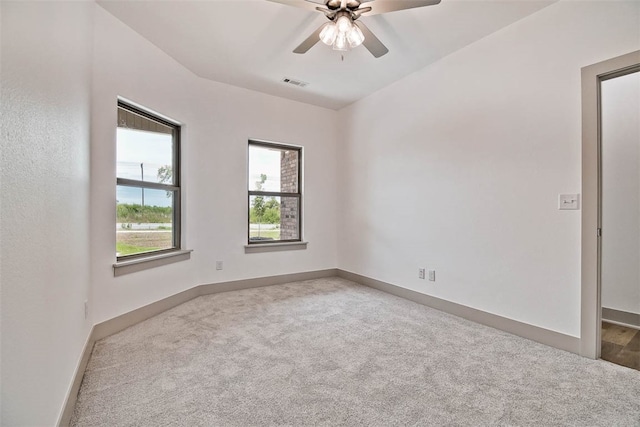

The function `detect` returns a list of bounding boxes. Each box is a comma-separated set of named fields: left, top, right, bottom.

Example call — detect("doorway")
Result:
left=599, top=71, right=640, bottom=370
left=581, top=51, right=640, bottom=368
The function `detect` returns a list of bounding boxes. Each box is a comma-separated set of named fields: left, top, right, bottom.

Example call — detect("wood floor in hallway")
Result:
left=601, top=322, right=640, bottom=371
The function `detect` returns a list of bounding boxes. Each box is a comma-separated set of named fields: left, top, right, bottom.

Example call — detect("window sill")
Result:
left=244, top=241, right=308, bottom=254
left=113, top=249, right=192, bottom=277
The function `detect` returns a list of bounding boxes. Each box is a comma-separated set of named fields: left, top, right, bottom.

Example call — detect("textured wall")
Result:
left=0, top=2, right=93, bottom=424
left=338, top=1, right=640, bottom=337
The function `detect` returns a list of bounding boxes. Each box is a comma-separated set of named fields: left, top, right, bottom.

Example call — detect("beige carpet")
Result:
left=71, top=277, right=640, bottom=426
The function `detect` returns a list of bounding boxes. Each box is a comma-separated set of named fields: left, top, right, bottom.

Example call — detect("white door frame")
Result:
left=581, top=50, right=640, bottom=359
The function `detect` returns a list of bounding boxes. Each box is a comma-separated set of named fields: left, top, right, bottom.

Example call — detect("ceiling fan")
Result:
left=267, top=0, right=441, bottom=58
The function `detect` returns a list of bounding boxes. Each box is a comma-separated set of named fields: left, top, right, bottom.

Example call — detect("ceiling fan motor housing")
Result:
left=325, top=0, right=364, bottom=11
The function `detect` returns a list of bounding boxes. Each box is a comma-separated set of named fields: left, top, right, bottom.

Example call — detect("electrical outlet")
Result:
left=216, top=260, right=223, bottom=271
left=418, top=268, right=425, bottom=279
left=428, top=270, right=436, bottom=281
left=84, top=300, right=89, bottom=319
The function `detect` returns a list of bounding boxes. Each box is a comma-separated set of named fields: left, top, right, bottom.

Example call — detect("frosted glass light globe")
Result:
left=336, top=15, right=352, bottom=34
left=333, top=33, right=348, bottom=51
left=347, top=24, right=365, bottom=48
left=319, top=22, right=338, bottom=46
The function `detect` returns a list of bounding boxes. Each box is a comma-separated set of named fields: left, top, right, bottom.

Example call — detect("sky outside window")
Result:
left=249, top=145, right=282, bottom=191
left=117, top=128, right=173, bottom=207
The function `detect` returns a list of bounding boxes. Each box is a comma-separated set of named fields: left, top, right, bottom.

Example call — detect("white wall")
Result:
left=601, top=72, right=640, bottom=316
left=338, top=1, right=640, bottom=337
left=0, top=2, right=93, bottom=425
left=91, top=5, right=339, bottom=324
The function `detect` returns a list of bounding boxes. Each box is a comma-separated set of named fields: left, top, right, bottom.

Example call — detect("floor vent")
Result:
left=282, top=77, right=309, bottom=88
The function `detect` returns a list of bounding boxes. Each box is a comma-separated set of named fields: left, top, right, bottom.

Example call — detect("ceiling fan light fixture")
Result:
left=347, top=24, right=364, bottom=48
left=322, top=12, right=359, bottom=52
left=336, top=15, right=352, bottom=33
left=333, top=32, right=348, bottom=51
left=319, top=22, right=338, bottom=46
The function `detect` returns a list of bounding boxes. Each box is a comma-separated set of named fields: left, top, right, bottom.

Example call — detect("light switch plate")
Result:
left=558, top=194, right=580, bottom=210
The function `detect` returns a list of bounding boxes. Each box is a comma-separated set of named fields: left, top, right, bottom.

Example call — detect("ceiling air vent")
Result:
left=282, top=77, right=309, bottom=88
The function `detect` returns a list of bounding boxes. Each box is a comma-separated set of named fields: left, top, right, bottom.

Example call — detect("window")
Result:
left=116, top=101, right=180, bottom=259
left=248, top=140, right=302, bottom=244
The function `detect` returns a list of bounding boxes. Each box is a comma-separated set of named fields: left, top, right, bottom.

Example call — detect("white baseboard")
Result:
left=602, top=307, right=640, bottom=330
left=57, top=326, right=96, bottom=427
left=337, top=270, right=581, bottom=355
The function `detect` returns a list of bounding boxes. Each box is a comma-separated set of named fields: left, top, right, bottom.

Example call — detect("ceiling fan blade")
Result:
left=354, top=21, right=388, bottom=58
left=365, top=0, right=440, bottom=16
left=266, top=0, right=321, bottom=13
left=293, top=24, right=325, bottom=54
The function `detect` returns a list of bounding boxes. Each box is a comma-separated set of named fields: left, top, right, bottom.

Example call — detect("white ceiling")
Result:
left=97, top=0, right=555, bottom=110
